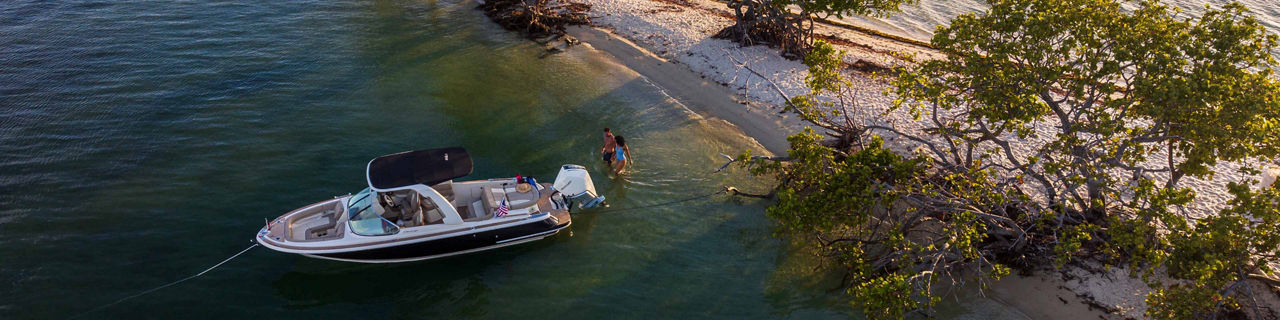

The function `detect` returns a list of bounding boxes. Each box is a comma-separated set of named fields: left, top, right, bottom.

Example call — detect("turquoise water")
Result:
left=0, top=1, right=1023, bottom=319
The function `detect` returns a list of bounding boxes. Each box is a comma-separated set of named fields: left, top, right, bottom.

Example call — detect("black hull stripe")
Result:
left=315, top=218, right=566, bottom=261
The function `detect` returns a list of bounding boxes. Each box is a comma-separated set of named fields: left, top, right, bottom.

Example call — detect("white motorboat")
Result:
left=255, top=147, right=604, bottom=263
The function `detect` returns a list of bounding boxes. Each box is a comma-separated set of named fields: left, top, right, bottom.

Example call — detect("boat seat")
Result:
left=394, top=193, right=416, bottom=223
left=418, top=194, right=443, bottom=225
left=504, top=185, right=540, bottom=210
left=467, top=199, right=492, bottom=221
left=305, top=208, right=339, bottom=240
left=480, top=186, right=499, bottom=212
left=469, top=187, right=497, bottom=221
left=482, top=184, right=540, bottom=211
left=433, top=181, right=456, bottom=202
left=424, top=207, right=444, bottom=224
left=305, top=221, right=337, bottom=240
left=320, top=205, right=339, bottom=220
left=375, top=194, right=396, bottom=220
left=469, top=200, right=484, bottom=218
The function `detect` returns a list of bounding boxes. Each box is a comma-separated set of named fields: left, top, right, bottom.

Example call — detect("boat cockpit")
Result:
left=352, top=178, right=558, bottom=235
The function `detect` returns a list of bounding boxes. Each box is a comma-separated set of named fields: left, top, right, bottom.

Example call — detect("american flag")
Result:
left=495, top=198, right=509, bottom=217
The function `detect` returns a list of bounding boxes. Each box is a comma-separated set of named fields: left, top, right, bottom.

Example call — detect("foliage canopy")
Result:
left=745, top=0, right=1280, bottom=318
left=716, top=0, right=914, bottom=58
left=893, top=0, right=1280, bottom=215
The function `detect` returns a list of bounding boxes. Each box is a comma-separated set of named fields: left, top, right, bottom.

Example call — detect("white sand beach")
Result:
left=550, top=0, right=1280, bottom=318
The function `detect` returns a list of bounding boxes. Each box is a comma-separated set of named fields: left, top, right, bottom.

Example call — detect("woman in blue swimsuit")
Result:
left=612, top=135, right=633, bottom=174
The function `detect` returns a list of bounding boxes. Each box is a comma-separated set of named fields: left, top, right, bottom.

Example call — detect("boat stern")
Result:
left=549, top=208, right=572, bottom=227
left=553, top=164, right=605, bottom=208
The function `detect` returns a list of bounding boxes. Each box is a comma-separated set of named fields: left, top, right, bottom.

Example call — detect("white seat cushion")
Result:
left=470, top=200, right=485, bottom=219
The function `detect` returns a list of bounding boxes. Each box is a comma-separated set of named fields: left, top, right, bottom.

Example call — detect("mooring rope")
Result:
left=69, top=243, right=259, bottom=319
left=591, top=189, right=729, bottom=214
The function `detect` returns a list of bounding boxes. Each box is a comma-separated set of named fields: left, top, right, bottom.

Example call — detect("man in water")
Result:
left=602, top=128, right=617, bottom=167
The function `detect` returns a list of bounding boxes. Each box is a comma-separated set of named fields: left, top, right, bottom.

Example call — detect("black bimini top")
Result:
left=367, top=147, right=473, bottom=190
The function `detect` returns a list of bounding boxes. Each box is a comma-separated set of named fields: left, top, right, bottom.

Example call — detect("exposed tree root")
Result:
left=713, top=0, right=809, bottom=59
left=478, top=0, right=590, bottom=39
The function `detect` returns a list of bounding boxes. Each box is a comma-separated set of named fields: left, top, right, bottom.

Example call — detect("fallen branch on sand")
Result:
left=722, top=48, right=801, bottom=112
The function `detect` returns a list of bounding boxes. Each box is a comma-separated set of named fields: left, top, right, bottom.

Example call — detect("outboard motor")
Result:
left=553, top=164, right=605, bottom=209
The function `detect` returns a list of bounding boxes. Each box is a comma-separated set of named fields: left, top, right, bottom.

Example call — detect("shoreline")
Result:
left=535, top=0, right=1280, bottom=318
left=565, top=26, right=796, bottom=155
left=558, top=11, right=1118, bottom=320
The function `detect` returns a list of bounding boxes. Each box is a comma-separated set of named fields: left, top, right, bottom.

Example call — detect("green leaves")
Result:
left=792, top=0, right=917, bottom=19
left=763, top=130, right=922, bottom=234
left=895, top=0, right=1280, bottom=215
left=759, top=128, right=1013, bottom=319
left=752, top=0, right=1279, bottom=317
left=803, top=41, right=846, bottom=94
left=752, top=43, right=1030, bottom=316
left=851, top=272, right=917, bottom=319
left=884, top=0, right=1280, bottom=317
left=719, top=0, right=913, bottom=57
left=1139, top=183, right=1280, bottom=318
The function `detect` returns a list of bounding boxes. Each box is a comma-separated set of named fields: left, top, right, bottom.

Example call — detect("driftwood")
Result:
left=478, top=0, right=590, bottom=39
left=723, top=186, right=772, bottom=198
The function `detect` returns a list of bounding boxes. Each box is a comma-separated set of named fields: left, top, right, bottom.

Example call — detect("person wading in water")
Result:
left=602, top=128, right=617, bottom=167
left=612, top=135, right=633, bottom=174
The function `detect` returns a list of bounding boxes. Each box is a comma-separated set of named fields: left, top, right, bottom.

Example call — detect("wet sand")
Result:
left=565, top=26, right=797, bottom=156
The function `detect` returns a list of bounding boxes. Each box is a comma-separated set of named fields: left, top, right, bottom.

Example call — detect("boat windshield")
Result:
left=347, top=188, right=399, bottom=236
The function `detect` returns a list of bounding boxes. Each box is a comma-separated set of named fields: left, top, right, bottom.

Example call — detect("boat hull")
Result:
left=309, top=217, right=570, bottom=263
left=257, top=210, right=572, bottom=263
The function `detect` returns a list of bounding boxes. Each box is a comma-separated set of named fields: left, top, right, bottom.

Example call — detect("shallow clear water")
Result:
left=0, top=0, right=1028, bottom=319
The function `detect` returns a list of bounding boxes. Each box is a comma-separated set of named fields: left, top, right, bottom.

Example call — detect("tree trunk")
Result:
left=714, top=0, right=811, bottom=59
